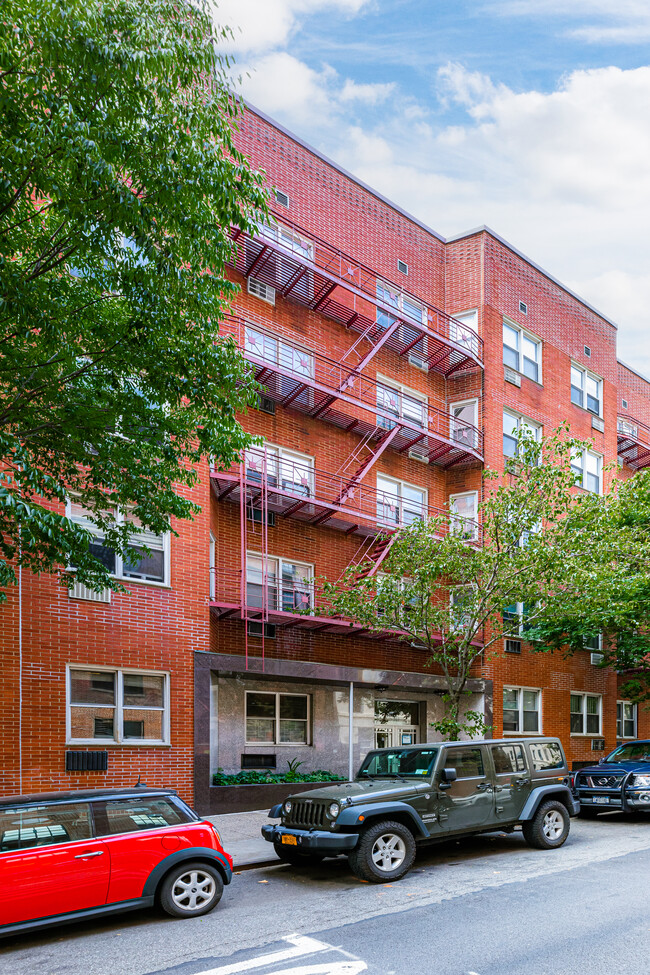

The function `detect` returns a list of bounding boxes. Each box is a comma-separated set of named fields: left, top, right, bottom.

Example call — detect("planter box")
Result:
left=200, top=780, right=340, bottom=816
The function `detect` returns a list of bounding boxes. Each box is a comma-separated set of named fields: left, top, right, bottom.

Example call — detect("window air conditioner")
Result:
left=247, top=277, right=276, bottom=305
left=408, top=449, right=429, bottom=464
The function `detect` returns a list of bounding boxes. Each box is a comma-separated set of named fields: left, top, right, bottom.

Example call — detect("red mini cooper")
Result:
left=0, top=786, right=232, bottom=936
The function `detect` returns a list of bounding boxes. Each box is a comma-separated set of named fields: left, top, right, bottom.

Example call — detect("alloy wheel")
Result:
left=542, top=810, right=565, bottom=840
left=171, top=869, right=217, bottom=912
left=371, top=832, right=407, bottom=872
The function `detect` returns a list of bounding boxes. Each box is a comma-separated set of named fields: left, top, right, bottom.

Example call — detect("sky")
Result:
left=213, top=0, right=650, bottom=375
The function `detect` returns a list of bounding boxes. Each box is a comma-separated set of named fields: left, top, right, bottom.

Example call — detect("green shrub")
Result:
left=211, top=768, right=346, bottom=786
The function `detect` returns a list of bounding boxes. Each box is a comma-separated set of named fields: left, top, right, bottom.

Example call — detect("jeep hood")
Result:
left=287, top=779, right=427, bottom=803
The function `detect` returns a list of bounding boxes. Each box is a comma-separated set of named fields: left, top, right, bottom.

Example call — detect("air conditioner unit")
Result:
left=504, top=366, right=521, bottom=387
left=591, top=739, right=605, bottom=751
left=69, top=581, right=111, bottom=603
left=591, top=652, right=604, bottom=665
left=408, top=353, right=428, bottom=371
left=505, top=640, right=522, bottom=654
left=591, top=416, right=604, bottom=433
left=258, top=395, right=276, bottom=415
left=408, top=449, right=430, bottom=464
left=247, top=277, right=276, bottom=305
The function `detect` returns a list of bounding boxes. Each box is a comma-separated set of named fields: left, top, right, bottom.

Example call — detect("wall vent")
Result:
left=505, top=640, right=522, bottom=654
left=247, top=277, right=276, bottom=305
left=519, top=300, right=528, bottom=315
left=242, top=753, right=276, bottom=769
left=591, top=652, right=604, bottom=665
left=584, top=345, right=591, bottom=357
left=258, top=395, right=276, bottom=415
left=275, top=190, right=290, bottom=207
left=591, top=739, right=605, bottom=751
left=408, top=449, right=430, bottom=464
left=247, top=621, right=276, bottom=639
left=397, top=259, right=409, bottom=275
left=591, top=415, right=605, bottom=433
left=65, top=750, right=108, bottom=772
left=622, top=399, right=628, bottom=410
left=504, top=366, right=522, bottom=387
left=69, top=581, right=111, bottom=603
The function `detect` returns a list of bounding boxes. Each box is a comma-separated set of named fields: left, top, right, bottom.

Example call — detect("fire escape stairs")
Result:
left=355, top=531, right=398, bottom=580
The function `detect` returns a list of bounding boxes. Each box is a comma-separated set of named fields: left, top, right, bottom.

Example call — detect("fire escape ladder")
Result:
left=330, top=425, right=399, bottom=507
left=356, top=531, right=398, bottom=580
left=240, top=454, right=269, bottom=670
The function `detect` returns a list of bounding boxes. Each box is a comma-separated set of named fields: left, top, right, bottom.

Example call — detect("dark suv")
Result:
left=573, top=740, right=650, bottom=816
left=262, top=737, right=579, bottom=882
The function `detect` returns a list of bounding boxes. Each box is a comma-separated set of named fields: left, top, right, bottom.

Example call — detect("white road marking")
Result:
left=195, top=935, right=331, bottom=975
left=254, top=964, right=366, bottom=975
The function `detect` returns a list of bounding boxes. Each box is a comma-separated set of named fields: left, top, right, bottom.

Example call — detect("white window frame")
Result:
left=503, top=319, right=542, bottom=384
left=256, top=218, right=314, bottom=261
left=503, top=409, right=542, bottom=459
left=450, top=309, right=480, bottom=357
left=66, top=665, right=170, bottom=746
left=67, top=500, right=171, bottom=588
left=246, top=552, right=314, bottom=613
left=502, top=602, right=536, bottom=638
left=570, top=692, right=602, bottom=736
left=209, top=533, right=215, bottom=599
left=376, top=374, right=428, bottom=430
left=449, top=585, right=476, bottom=633
left=376, top=473, right=427, bottom=527
left=571, top=448, right=603, bottom=495
left=503, top=686, right=542, bottom=735
left=244, top=325, right=314, bottom=381
left=571, top=362, right=603, bottom=417
left=449, top=398, right=479, bottom=450
left=245, top=690, right=311, bottom=746
left=616, top=700, right=637, bottom=739
left=449, top=491, right=479, bottom=541
left=245, top=443, right=314, bottom=497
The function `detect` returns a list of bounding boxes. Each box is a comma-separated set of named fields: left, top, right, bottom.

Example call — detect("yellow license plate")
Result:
left=281, top=834, right=297, bottom=846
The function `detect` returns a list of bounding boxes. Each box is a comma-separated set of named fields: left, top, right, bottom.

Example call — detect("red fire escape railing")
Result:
left=219, top=312, right=483, bottom=468
left=617, top=414, right=650, bottom=470
left=228, top=212, right=483, bottom=376
left=211, top=448, right=481, bottom=542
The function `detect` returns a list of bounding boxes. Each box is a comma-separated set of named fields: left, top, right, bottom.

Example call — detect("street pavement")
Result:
left=1, top=813, right=649, bottom=975
left=205, top=809, right=277, bottom=869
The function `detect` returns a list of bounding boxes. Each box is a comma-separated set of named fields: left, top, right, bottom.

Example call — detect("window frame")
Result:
left=245, top=442, right=314, bottom=497
left=66, top=665, right=170, bottom=746
left=449, top=309, right=480, bottom=357
left=449, top=398, right=479, bottom=450
left=502, top=319, right=542, bottom=384
left=570, top=691, right=602, bottom=737
left=376, top=473, right=427, bottom=527
left=245, top=552, right=315, bottom=613
left=245, top=690, right=311, bottom=746
left=616, top=700, right=637, bottom=740
left=571, top=447, right=603, bottom=495
left=503, top=408, right=542, bottom=459
left=376, top=373, right=428, bottom=430
left=449, top=491, right=479, bottom=541
left=570, top=362, right=603, bottom=417
left=502, top=601, right=536, bottom=638
left=66, top=500, right=171, bottom=588
left=502, top=685, right=542, bottom=735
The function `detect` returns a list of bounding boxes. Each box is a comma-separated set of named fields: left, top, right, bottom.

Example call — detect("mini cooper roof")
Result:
left=0, top=787, right=179, bottom=809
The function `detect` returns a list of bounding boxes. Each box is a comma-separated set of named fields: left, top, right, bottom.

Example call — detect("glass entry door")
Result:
left=374, top=700, right=420, bottom=748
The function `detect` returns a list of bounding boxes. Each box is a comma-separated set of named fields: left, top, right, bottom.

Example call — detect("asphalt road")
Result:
left=2, top=813, right=649, bottom=975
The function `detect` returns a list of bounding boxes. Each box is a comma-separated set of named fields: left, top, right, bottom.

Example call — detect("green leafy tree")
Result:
left=0, top=0, right=268, bottom=596
left=324, top=429, right=593, bottom=741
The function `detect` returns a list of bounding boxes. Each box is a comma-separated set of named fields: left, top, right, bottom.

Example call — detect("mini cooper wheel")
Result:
left=348, top=819, right=416, bottom=883
left=522, top=800, right=570, bottom=850
left=273, top=840, right=324, bottom=866
left=159, top=861, right=224, bottom=918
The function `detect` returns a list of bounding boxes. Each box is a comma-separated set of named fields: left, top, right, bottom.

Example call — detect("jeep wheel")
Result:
left=273, top=840, right=324, bottom=866
left=348, top=820, right=416, bottom=883
left=522, top=800, right=570, bottom=850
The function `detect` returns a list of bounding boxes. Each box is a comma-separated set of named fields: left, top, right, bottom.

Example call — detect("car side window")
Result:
left=95, top=797, right=191, bottom=836
left=0, top=802, right=92, bottom=852
left=443, top=747, right=485, bottom=778
left=491, top=744, right=526, bottom=774
left=528, top=742, right=564, bottom=771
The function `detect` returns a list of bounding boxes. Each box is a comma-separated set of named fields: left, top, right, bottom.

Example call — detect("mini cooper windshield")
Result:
left=357, top=747, right=438, bottom=779
left=604, top=743, right=650, bottom=763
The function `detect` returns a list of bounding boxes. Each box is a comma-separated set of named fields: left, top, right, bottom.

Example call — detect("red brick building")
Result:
left=2, top=104, right=649, bottom=810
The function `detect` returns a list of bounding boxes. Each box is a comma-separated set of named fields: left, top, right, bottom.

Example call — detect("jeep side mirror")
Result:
left=439, top=767, right=458, bottom=789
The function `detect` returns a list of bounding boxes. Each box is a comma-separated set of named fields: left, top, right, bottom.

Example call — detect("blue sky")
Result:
left=215, top=0, right=650, bottom=375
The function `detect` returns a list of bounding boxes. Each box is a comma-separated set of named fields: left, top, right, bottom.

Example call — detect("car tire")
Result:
left=273, top=840, right=324, bottom=866
left=522, top=800, right=570, bottom=850
left=348, top=820, right=416, bottom=883
left=158, top=860, right=224, bottom=918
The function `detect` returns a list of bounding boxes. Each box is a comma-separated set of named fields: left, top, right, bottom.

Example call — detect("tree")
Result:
left=0, top=0, right=268, bottom=597
left=324, top=429, right=596, bottom=741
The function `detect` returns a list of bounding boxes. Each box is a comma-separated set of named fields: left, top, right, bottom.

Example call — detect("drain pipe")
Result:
left=348, top=681, right=354, bottom=782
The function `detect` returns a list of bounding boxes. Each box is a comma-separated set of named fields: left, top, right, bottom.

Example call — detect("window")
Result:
left=571, top=448, right=602, bottom=494
left=449, top=492, right=478, bottom=540
left=571, top=363, right=602, bottom=416
left=255, top=218, right=313, bottom=260
left=443, top=746, right=485, bottom=778
left=68, top=502, right=169, bottom=585
left=503, top=687, right=541, bottom=733
left=490, top=743, right=526, bottom=774
left=503, top=409, right=541, bottom=459
left=244, top=326, right=314, bottom=379
left=583, top=633, right=603, bottom=664
left=450, top=399, right=479, bottom=450
left=246, top=553, right=313, bottom=613
left=376, top=474, right=426, bottom=526
left=529, top=741, right=564, bottom=770
left=96, top=797, right=192, bottom=836
left=570, top=692, right=602, bottom=735
left=0, top=802, right=93, bottom=852
left=503, top=320, right=541, bottom=383
left=450, top=310, right=479, bottom=356
left=376, top=376, right=428, bottom=430
left=376, top=281, right=427, bottom=367
left=617, top=701, right=637, bottom=739
left=67, top=667, right=169, bottom=745
left=246, top=692, right=310, bottom=744
left=450, top=587, right=474, bottom=633
left=245, top=444, right=314, bottom=497
left=502, top=602, right=535, bottom=638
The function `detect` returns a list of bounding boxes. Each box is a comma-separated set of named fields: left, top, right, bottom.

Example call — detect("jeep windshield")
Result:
left=604, top=743, right=650, bottom=764
left=357, top=747, right=438, bottom=779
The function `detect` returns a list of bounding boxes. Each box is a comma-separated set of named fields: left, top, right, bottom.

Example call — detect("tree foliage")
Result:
left=0, top=0, right=268, bottom=595
left=324, top=429, right=600, bottom=740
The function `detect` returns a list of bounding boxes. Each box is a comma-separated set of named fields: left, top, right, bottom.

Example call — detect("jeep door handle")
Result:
left=475, top=782, right=492, bottom=792
left=514, top=778, right=530, bottom=787
left=74, top=850, right=104, bottom=859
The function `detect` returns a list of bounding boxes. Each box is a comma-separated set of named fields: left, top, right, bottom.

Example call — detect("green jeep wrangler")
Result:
left=261, top=737, right=579, bottom=883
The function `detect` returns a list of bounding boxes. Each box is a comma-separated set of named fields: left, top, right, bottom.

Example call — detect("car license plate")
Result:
left=593, top=796, right=610, bottom=805
left=281, top=834, right=297, bottom=846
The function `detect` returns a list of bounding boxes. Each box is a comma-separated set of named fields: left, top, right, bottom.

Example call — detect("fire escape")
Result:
left=617, top=414, right=650, bottom=470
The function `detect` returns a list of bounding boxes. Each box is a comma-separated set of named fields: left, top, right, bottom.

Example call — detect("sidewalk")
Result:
left=206, top=808, right=279, bottom=870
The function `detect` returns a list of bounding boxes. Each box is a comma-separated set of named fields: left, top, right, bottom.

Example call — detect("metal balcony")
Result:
left=617, top=415, right=650, bottom=470
left=229, top=212, right=483, bottom=375
left=219, top=312, right=483, bottom=468
left=211, top=450, right=480, bottom=541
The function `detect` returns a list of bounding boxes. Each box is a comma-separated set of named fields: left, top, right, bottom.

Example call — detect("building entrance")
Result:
left=374, top=700, right=420, bottom=748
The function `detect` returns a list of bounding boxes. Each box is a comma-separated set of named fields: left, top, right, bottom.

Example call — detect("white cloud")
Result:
left=339, top=79, right=395, bottom=104
left=212, top=0, right=370, bottom=54
left=488, top=1, right=650, bottom=43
